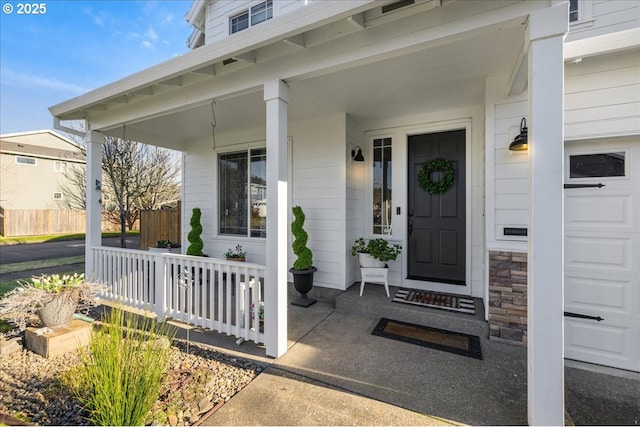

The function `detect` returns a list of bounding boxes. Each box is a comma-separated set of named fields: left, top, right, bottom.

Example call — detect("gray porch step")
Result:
left=335, top=284, right=488, bottom=338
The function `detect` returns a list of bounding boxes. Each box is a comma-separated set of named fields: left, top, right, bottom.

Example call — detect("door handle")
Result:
left=564, top=311, right=604, bottom=322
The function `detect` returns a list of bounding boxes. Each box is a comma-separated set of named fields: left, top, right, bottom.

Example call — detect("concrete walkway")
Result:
left=180, top=284, right=640, bottom=425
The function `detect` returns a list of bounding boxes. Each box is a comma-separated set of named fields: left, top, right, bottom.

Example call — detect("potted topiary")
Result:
left=186, top=207, right=205, bottom=257
left=224, top=245, right=246, bottom=262
left=351, top=238, right=402, bottom=268
left=289, top=206, right=317, bottom=307
left=0, top=273, right=101, bottom=330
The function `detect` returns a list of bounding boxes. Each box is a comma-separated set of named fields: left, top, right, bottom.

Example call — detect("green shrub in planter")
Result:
left=186, top=208, right=204, bottom=256
left=291, top=206, right=313, bottom=271
left=351, top=238, right=402, bottom=262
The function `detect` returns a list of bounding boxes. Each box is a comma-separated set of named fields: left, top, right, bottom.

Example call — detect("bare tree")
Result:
left=60, top=129, right=181, bottom=248
left=101, top=136, right=181, bottom=248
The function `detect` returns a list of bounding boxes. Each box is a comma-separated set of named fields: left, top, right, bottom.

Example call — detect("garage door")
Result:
left=564, top=139, right=639, bottom=372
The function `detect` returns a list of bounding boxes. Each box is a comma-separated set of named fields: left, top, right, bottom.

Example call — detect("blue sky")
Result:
left=0, top=0, right=193, bottom=134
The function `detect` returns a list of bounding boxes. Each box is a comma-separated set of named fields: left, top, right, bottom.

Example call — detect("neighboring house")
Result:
left=49, top=1, right=639, bottom=424
left=0, top=130, right=84, bottom=210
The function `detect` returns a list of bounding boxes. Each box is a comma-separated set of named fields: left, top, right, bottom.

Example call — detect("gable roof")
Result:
left=0, top=129, right=80, bottom=151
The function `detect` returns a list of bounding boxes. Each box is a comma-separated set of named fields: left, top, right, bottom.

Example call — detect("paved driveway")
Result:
left=0, top=236, right=141, bottom=265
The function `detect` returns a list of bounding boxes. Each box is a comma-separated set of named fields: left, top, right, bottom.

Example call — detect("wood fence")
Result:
left=0, top=208, right=138, bottom=237
left=139, top=207, right=181, bottom=250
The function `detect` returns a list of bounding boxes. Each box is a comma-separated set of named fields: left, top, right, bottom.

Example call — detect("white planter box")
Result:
left=357, top=252, right=385, bottom=268
left=148, top=247, right=181, bottom=254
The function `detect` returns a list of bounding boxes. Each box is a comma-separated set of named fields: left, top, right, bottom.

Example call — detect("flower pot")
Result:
left=148, top=247, right=181, bottom=254
left=289, top=267, right=317, bottom=307
left=226, top=257, right=245, bottom=262
left=358, top=253, right=385, bottom=268
left=37, top=292, right=78, bottom=328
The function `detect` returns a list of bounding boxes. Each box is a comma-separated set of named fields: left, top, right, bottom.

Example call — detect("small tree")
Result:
left=186, top=207, right=204, bottom=256
left=291, top=206, right=313, bottom=270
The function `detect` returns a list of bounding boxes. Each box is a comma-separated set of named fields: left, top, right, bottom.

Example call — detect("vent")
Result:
left=223, top=58, right=238, bottom=65
left=382, top=0, right=415, bottom=13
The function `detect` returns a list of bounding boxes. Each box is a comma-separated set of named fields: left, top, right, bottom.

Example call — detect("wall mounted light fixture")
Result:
left=95, top=180, right=102, bottom=191
left=351, top=146, right=365, bottom=161
left=509, top=118, right=528, bottom=151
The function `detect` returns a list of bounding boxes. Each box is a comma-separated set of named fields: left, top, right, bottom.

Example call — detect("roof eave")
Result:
left=48, top=0, right=379, bottom=120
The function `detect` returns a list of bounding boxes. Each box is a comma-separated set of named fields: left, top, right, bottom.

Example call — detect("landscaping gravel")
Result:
left=0, top=338, right=263, bottom=426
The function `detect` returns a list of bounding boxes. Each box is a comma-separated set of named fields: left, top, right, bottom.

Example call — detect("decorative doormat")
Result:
left=371, top=318, right=482, bottom=360
left=392, top=289, right=476, bottom=315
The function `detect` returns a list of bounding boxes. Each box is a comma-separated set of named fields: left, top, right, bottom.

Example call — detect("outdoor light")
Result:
left=351, top=146, right=365, bottom=161
left=95, top=180, right=101, bottom=191
left=509, top=118, right=528, bottom=151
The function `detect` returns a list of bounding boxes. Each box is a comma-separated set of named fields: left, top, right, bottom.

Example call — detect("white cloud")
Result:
left=1, top=68, right=89, bottom=94
left=146, top=28, right=159, bottom=41
left=164, top=14, right=175, bottom=25
left=141, top=40, right=153, bottom=49
left=128, top=32, right=141, bottom=38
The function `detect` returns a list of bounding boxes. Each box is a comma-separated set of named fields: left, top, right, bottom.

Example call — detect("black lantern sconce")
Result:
left=351, top=146, right=365, bottom=161
left=95, top=180, right=102, bottom=191
left=509, top=118, right=528, bottom=151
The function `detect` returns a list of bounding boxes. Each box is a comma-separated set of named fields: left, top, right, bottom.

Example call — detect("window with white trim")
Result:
left=219, top=148, right=267, bottom=238
left=229, top=0, right=272, bottom=34
left=568, top=0, right=594, bottom=26
left=54, top=160, right=68, bottom=173
left=53, top=192, right=63, bottom=200
left=372, top=137, right=393, bottom=235
left=16, top=156, right=36, bottom=165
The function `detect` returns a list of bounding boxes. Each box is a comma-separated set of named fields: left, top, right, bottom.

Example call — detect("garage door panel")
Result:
left=565, top=192, right=633, bottom=229
left=565, top=319, right=638, bottom=371
left=565, top=235, right=632, bottom=272
left=565, top=274, right=633, bottom=315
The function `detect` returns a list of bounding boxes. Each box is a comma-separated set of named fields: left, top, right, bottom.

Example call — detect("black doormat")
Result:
left=392, top=288, right=476, bottom=315
left=372, top=318, right=482, bottom=360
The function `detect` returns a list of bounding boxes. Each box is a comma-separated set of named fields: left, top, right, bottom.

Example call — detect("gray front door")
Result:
left=407, top=130, right=466, bottom=285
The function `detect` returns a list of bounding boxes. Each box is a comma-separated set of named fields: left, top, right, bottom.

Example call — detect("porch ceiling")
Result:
left=116, top=20, right=524, bottom=150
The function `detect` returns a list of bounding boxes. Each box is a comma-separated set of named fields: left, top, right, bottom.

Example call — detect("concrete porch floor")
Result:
left=182, top=283, right=639, bottom=426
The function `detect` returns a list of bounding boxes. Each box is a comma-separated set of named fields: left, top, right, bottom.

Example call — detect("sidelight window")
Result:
left=372, top=137, right=393, bottom=235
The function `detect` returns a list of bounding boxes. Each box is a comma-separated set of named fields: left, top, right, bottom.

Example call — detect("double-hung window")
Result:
left=219, top=148, right=267, bottom=238
left=372, top=137, right=393, bottom=235
left=230, top=0, right=273, bottom=34
left=54, top=160, right=68, bottom=172
left=16, top=156, right=36, bottom=165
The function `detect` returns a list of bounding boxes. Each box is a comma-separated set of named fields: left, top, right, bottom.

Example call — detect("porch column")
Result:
left=264, top=80, right=289, bottom=357
left=84, top=130, right=104, bottom=281
left=526, top=4, right=568, bottom=426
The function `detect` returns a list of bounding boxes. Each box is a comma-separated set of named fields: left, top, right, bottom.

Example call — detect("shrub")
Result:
left=291, top=206, right=313, bottom=270
left=351, top=238, right=402, bottom=262
left=186, top=208, right=204, bottom=256
left=71, top=307, right=176, bottom=426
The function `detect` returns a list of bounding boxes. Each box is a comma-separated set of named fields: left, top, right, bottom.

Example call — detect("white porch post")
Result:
left=264, top=80, right=289, bottom=357
left=84, top=130, right=104, bottom=281
left=527, top=4, right=568, bottom=426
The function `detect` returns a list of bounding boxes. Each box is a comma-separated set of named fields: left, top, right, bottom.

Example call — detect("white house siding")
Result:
left=565, top=50, right=640, bottom=140
left=205, top=0, right=306, bottom=46
left=346, top=114, right=365, bottom=288
left=567, top=0, right=640, bottom=42
left=290, top=113, right=348, bottom=290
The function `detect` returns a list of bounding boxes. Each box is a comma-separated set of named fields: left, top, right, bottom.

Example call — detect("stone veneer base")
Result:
left=488, top=251, right=528, bottom=346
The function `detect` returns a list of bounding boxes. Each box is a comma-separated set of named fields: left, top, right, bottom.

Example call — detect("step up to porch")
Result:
left=335, top=284, right=488, bottom=338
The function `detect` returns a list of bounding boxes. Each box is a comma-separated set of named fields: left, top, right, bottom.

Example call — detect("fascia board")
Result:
left=564, top=27, right=640, bottom=61
left=49, top=0, right=377, bottom=119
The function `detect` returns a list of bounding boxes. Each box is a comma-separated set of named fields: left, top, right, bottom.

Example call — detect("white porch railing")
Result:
left=91, top=247, right=265, bottom=345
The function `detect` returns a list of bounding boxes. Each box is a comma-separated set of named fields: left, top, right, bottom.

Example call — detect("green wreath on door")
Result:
left=418, top=158, right=455, bottom=194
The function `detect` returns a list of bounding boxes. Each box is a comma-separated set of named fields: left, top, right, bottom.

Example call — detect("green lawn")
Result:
left=0, top=230, right=139, bottom=246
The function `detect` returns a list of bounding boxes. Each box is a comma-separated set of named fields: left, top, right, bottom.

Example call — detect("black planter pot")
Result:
left=289, top=266, right=317, bottom=307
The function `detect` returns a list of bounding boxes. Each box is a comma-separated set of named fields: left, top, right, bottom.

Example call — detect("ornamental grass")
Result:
left=71, top=307, right=176, bottom=426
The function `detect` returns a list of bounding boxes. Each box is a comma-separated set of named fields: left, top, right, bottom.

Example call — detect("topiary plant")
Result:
left=186, top=207, right=204, bottom=256
left=291, top=205, right=313, bottom=271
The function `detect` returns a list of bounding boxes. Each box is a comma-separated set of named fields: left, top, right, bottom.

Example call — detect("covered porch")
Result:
left=51, top=1, right=570, bottom=423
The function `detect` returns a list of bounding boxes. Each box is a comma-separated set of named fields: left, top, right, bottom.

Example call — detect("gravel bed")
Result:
left=0, top=338, right=263, bottom=426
